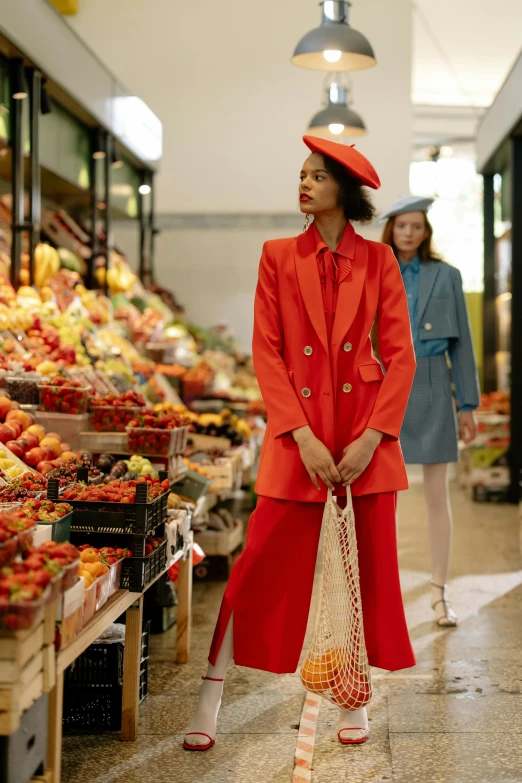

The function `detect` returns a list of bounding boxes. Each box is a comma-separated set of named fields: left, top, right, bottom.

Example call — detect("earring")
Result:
left=303, top=214, right=310, bottom=232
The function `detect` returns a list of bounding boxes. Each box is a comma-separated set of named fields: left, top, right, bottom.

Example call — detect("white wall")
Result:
left=70, top=0, right=413, bottom=351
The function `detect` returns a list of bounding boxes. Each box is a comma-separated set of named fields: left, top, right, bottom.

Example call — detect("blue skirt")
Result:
left=400, top=355, right=459, bottom=464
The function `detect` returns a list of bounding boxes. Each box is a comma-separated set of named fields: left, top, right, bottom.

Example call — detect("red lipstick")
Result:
left=300, top=194, right=312, bottom=202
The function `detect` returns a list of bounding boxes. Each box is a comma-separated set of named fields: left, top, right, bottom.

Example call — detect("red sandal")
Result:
left=183, top=677, right=224, bottom=752
left=337, top=727, right=369, bottom=745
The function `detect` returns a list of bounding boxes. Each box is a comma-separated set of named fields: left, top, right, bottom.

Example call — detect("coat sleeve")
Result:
left=252, top=242, right=309, bottom=439
left=447, top=266, right=480, bottom=410
left=367, top=246, right=416, bottom=440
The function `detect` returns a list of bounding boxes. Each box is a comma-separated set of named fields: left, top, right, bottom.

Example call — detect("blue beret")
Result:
left=379, top=195, right=435, bottom=223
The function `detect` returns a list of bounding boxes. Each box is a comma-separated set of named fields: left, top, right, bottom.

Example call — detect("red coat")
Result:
left=253, top=222, right=416, bottom=502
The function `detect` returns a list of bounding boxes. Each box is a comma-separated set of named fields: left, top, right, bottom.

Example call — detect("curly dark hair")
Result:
left=322, top=154, right=375, bottom=223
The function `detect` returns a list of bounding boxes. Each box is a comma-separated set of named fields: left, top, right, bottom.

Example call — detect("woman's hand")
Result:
left=337, top=428, right=383, bottom=486
left=292, top=426, right=341, bottom=491
left=459, top=411, right=477, bottom=444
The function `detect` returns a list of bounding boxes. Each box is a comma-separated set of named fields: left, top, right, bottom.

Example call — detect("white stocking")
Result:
left=338, top=706, right=369, bottom=741
left=184, top=616, right=234, bottom=746
left=422, top=464, right=457, bottom=624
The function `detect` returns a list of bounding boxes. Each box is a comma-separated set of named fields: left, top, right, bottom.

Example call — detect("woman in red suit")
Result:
left=184, top=136, right=416, bottom=751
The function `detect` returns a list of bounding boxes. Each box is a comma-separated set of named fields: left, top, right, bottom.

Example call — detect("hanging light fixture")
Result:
left=111, top=143, right=124, bottom=169
left=92, top=129, right=107, bottom=160
left=307, top=75, right=366, bottom=138
left=11, top=59, right=28, bottom=100
left=40, top=79, right=52, bottom=115
left=292, top=1, right=376, bottom=72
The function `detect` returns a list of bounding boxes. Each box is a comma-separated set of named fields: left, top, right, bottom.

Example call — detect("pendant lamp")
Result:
left=292, top=1, right=376, bottom=72
left=307, top=77, right=366, bottom=138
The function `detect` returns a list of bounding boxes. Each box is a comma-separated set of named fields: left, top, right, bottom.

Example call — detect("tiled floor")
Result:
left=63, top=480, right=522, bottom=783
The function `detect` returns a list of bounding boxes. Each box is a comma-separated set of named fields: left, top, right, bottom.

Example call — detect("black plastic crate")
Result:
left=65, top=642, right=124, bottom=689
left=48, top=472, right=169, bottom=536
left=120, top=540, right=168, bottom=591
left=63, top=624, right=150, bottom=734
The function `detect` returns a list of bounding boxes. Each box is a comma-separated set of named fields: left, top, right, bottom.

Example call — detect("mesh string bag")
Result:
left=300, top=488, right=372, bottom=709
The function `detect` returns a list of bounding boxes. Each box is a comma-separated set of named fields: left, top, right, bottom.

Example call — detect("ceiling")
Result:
left=413, top=0, right=522, bottom=107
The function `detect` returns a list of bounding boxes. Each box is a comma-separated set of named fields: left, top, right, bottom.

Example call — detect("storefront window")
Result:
left=410, top=148, right=484, bottom=292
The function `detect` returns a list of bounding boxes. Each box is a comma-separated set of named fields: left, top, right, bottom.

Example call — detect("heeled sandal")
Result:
left=337, top=727, right=369, bottom=745
left=431, top=581, right=458, bottom=627
left=183, top=677, right=224, bottom=752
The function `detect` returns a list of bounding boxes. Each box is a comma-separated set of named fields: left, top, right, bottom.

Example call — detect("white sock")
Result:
left=338, top=706, right=369, bottom=742
left=184, top=616, right=234, bottom=747
left=184, top=678, right=224, bottom=746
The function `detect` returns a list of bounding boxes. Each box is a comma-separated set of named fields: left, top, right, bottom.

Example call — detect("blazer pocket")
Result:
left=358, top=363, right=384, bottom=383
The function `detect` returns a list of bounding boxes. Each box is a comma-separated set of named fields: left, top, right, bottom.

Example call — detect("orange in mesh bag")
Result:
left=300, top=488, right=372, bottom=710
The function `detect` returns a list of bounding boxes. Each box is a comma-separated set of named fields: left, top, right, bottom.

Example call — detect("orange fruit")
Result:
left=301, top=654, right=333, bottom=693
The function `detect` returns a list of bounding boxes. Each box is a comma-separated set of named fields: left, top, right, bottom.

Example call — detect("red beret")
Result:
left=303, top=135, right=381, bottom=190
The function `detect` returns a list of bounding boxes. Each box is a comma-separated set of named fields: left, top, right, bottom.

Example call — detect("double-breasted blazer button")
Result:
left=424, top=322, right=433, bottom=331
left=342, top=383, right=352, bottom=393
left=301, top=388, right=311, bottom=398
left=343, top=342, right=352, bottom=352
left=303, top=346, right=313, bottom=356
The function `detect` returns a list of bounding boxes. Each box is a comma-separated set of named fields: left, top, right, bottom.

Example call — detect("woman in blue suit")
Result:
left=381, top=196, right=480, bottom=627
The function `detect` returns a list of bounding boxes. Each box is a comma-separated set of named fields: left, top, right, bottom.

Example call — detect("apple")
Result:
left=5, top=421, right=23, bottom=439
left=40, top=445, right=55, bottom=461
left=45, top=432, right=62, bottom=443
left=6, top=441, right=25, bottom=459
left=16, top=438, right=31, bottom=454
left=0, top=398, right=12, bottom=421
left=20, top=431, right=39, bottom=449
left=25, top=447, right=45, bottom=468
left=6, top=410, right=31, bottom=430
left=0, top=423, right=13, bottom=444
left=40, top=437, right=61, bottom=458
left=36, top=460, right=54, bottom=474
left=26, top=424, right=46, bottom=442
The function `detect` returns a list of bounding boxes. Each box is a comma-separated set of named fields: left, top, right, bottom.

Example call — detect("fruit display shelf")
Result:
left=48, top=473, right=170, bottom=537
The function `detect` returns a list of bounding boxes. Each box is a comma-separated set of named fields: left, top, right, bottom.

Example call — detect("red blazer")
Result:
left=253, top=223, right=416, bottom=502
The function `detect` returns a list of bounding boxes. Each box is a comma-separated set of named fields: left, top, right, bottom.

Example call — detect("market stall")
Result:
left=0, top=10, right=264, bottom=782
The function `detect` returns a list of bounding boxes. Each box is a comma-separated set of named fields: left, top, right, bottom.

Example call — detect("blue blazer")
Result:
left=417, top=260, right=480, bottom=410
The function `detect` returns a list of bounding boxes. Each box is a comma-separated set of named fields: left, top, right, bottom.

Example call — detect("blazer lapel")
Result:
left=330, top=235, right=367, bottom=390
left=295, top=230, right=328, bottom=355
left=418, top=261, right=441, bottom=323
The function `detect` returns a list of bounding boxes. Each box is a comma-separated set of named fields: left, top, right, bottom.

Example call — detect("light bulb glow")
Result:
left=323, top=49, right=342, bottom=63
left=92, top=151, right=106, bottom=160
left=329, top=123, right=345, bottom=135
left=139, top=184, right=151, bottom=195
left=12, top=91, right=28, bottom=100
left=440, top=145, right=454, bottom=157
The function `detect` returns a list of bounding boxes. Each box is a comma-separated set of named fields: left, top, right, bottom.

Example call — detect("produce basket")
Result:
left=95, top=568, right=111, bottom=611
left=120, top=539, right=168, bottom=591
left=35, top=411, right=90, bottom=451
left=0, top=584, right=51, bottom=632
left=108, top=559, right=122, bottom=597
left=83, top=579, right=97, bottom=625
left=5, top=374, right=41, bottom=405
left=79, top=430, right=129, bottom=454
left=62, top=557, right=80, bottom=590
left=35, top=510, right=72, bottom=543
left=39, top=383, right=91, bottom=414
left=90, top=406, right=144, bottom=433
left=0, top=524, right=37, bottom=565
left=49, top=475, right=170, bottom=536
left=126, top=425, right=189, bottom=457
left=172, top=469, right=212, bottom=501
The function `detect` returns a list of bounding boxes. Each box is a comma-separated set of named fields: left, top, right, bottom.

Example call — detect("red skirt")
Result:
left=209, top=493, right=415, bottom=674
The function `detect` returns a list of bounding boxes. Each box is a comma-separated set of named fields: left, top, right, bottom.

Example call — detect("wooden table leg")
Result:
left=121, top=595, right=144, bottom=741
left=176, top=547, right=193, bottom=664
left=47, top=671, right=64, bottom=783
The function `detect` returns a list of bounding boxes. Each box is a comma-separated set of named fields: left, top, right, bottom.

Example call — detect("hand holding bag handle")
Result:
left=300, top=486, right=372, bottom=710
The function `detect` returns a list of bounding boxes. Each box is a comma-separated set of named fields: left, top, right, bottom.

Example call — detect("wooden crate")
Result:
left=194, top=521, right=243, bottom=556
left=0, top=621, right=47, bottom=736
